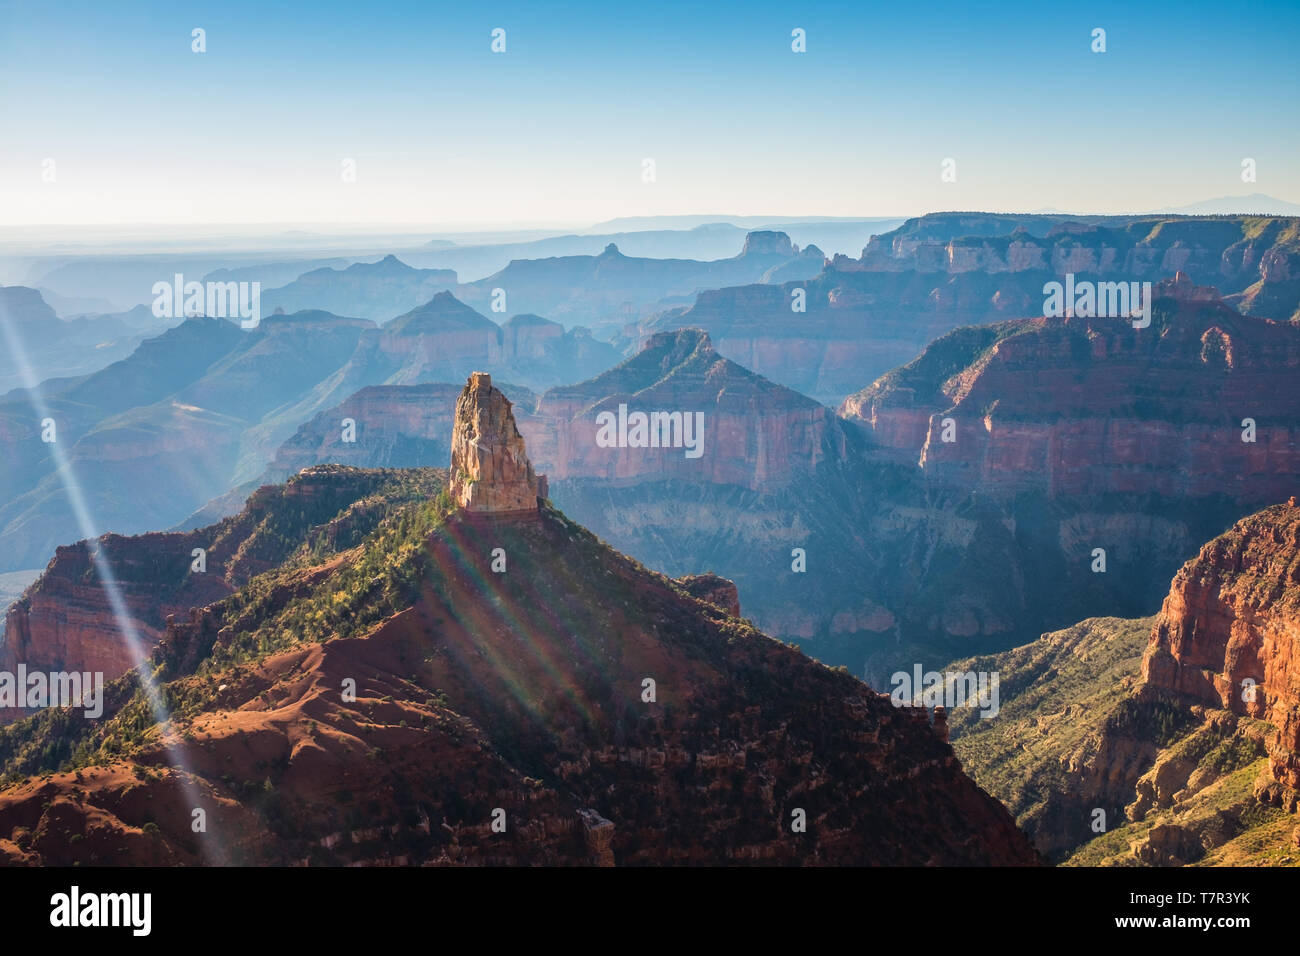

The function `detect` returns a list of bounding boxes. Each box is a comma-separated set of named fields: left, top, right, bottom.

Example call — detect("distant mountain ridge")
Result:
left=639, top=213, right=1300, bottom=402
left=0, top=293, right=615, bottom=573
left=0, top=286, right=178, bottom=395
left=260, top=255, right=458, bottom=322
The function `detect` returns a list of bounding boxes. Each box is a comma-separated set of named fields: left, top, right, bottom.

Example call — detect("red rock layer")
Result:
left=527, top=329, right=845, bottom=491
left=1141, top=500, right=1300, bottom=806
left=841, top=281, right=1300, bottom=502
left=0, top=506, right=1042, bottom=866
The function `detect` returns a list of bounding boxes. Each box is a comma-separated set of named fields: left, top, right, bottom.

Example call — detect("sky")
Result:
left=1, top=0, right=1298, bottom=227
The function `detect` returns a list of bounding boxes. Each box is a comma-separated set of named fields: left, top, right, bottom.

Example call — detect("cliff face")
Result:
left=530, top=328, right=846, bottom=491
left=257, top=318, right=1263, bottom=677
left=453, top=231, right=824, bottom=325
left=271, top=329, right=844, bottom=496
left=0, top=306, right=1044, bottom=866
left=0, top=534, right=234, bottom=693
left=449, top=372, right=544, bottom=514
left=840, top=278, right=1300, bottom=503
left=1141, top=500, right=1300, bottom=808
left=859, top=214, right=1300, bottom=303
left=645, top=215, right=1300, bottom=403
left=0, top=293, right=615, bottom=576
left=267, top=383, right=473, bottom=478
left=954, top=502, right=1300, bottom=866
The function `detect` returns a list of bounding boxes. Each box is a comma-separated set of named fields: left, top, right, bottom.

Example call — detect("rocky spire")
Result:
left=449, top=372, right=546, bottom=514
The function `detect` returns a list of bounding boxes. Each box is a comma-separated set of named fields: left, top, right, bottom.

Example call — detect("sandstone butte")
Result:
left=1141, top=497, right=1300, bottom=811
left=449, top=371, right=547, bottom=515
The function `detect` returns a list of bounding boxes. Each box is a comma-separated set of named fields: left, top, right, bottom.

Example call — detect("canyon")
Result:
left=0, top=386, right=1039, bottom=866
left=840, top=272, right=1300, bottom=503
left=950, top=500, right=1300, bottom=865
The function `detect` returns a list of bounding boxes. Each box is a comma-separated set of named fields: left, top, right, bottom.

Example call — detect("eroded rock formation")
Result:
left=1141, top=499, right=1300, bottom=809
left=449, top=372, right=545, bottom=515
left=840, top=281, right=1300, bottom=503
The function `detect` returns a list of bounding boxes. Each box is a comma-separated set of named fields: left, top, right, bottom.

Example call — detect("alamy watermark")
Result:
left=1043, top=273, right=1151, bottom=329
left=0, top=666, right=104, bottom=718
left=152, top=273, right=261, bottom=329
left=890, top=665, right=999, bottom=719
left=50, top=886, right=150, bottom=936
left=595, top=404, right=704, bottom=459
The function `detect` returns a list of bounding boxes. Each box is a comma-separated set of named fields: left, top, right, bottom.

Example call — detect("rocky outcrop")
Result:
left=1141, top=499, right=1300, bottom=809
left=449, top=373, right=544, bottom=515
left=675, top=572, right=741, bottom=617
left=270, top=328, right=843, bottom=497
left=0, top=534, right=234, bottom=697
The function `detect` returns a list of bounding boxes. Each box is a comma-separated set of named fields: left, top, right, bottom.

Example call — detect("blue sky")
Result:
left=2, top=0, right=1297, bottom=226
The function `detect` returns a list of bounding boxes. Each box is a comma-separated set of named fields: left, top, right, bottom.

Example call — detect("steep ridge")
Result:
left=266, top=329, right=841, bottom=493
left=531, top=328, right=843, bottom=490
left=303, top=292, right=617, bottom=413
left=1142, top=500, right=1300, bottom=812
left=260, top=255, right=458, bottom=322
left=0, top=312, right=375, bottom=571
left=0, top=467, right=444, bottom=698
left=247, top=317, right=1269, bottom=680
left=0, top=380, right=1038, bottom=866
left=0, top=286, right=175, bottom=394
left=0, top=294, right=617, bottom=574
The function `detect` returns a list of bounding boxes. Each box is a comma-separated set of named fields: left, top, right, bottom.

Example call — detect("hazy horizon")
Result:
left=4, top=0, right=1299, bottom=226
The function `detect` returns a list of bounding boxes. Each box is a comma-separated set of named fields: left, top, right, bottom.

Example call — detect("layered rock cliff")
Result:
left=270, top=329, right=845, bottom=496
left=1141, top=499, right=1300, bottom=809
left=840, top=276, right=1300, bottom=503
left=951, top=501, right=1300, bottom=865
left=454, top=231, right=824, bottom=324
left=643, top=214, right=1300, bottom=403
left=530, top=328, right=846, bottom=491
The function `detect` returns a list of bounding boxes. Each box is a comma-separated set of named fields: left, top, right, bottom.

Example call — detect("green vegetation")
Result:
left=946, top=616, right=1153, bottom=860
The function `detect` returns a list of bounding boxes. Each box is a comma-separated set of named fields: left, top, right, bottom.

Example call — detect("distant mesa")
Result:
left=449, top=372, right=547, bottom=516
left=740, top=230, right=797, bottom=258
